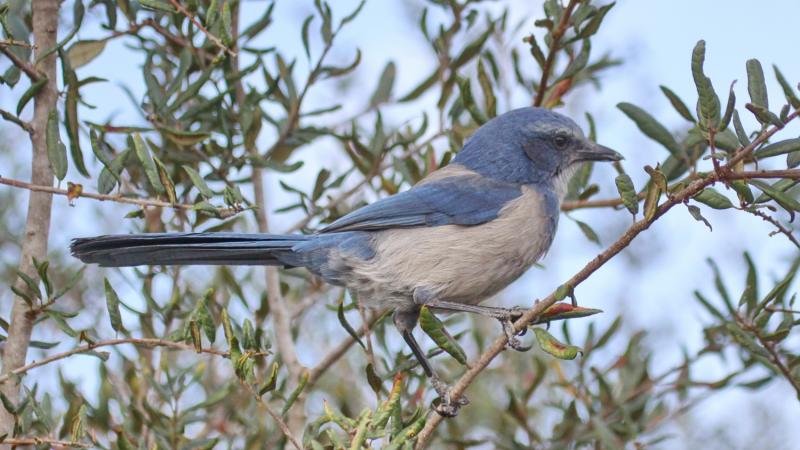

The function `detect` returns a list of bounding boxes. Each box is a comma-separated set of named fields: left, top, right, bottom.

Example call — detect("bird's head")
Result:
left=453, top=107, right=623, bottom=190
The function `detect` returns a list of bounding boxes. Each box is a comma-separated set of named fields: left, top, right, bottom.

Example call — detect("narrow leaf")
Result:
left=104, top=278, right=124, bottom=333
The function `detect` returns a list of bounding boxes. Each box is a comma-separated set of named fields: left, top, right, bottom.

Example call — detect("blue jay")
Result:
left=71, top=107, right=622, bottom=416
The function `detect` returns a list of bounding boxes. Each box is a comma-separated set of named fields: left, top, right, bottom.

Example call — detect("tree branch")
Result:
left=0, top=0, right=60, bottom=437
left=0, top=44, right=42, bottom=81
left=0, top=175, right=237, bottom=216
left=0, top=437, right=90, bottom=448
left=0, top=337, right=265, bottom=385
left=533, top=0, right=580, bottom=107
left=167, top=0, right=236, bottom=56
left=307, top=310, right=385, bottom=386
left=413, top=110, right=800, bottom=449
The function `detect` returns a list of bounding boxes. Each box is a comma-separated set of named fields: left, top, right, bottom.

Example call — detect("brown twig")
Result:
left=742, top=318, right=800, bottom=398
left=0, top=437, right=91, bottom=448
left=0, top=44, right=42, bottom=81
left=0, top=108, right=34, bottom=134
left=745, top=208, right=800, bottom=249
left=306, top=310, right=385, bottom=388
left=533, top=0, right=580, bottom=107
left=0, top=175, right=237, bottom=216
left=413, top=109, right=800, bottom=449
left=241, top=382, right=303, bottom=450
left=0, top=39, right=35, bottom=49
left=167, top=0, right=236, bottom=56
left=0, top=337, right=264, bottom=385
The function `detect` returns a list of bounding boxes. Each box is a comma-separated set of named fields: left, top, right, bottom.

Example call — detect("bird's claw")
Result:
left=431, top=375, right=469, bottom=417
left=501, top=318, right=532, bottom=352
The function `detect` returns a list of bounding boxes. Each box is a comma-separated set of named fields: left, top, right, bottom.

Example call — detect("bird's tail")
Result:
left=70, top=233, right=311, bottom=267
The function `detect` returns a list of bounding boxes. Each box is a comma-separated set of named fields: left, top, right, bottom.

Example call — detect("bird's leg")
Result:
left=413, top=290, right=532, bottom=352
left=393, top=309, right=468, bottom=417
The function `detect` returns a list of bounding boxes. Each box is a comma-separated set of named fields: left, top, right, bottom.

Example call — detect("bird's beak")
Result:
left=575, top=142, right=624, bottom=162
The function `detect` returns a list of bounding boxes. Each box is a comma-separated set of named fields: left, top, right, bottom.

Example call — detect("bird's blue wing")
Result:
left=320, top=175, right=522, bottom=233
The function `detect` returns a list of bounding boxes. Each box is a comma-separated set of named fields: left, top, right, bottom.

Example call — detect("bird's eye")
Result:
left=553, top=134, right=569, bottom=149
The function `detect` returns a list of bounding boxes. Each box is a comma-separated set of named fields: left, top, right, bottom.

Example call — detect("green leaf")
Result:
left=560, top=39, right=590, bottom=79
left=691, top=40, right=721, bottom=128
left=16, top=77, right=47, bottom=116
left=643, top=179, right=661, bottom=221
left=104, top=278, right=124, bottom=333
left=301, top=15, right=314, bottom=59
left=574, top=219, right=600, bottom=245
left=258, top=362, right=279, bottom=396
left=457, top=77, right=488, bottom=125
left=132, top=133, right=165, bottom=194
left=451, top=25, right=493, bottom=69
left=539, top=303, right=602, bottom=322
left=533, top=327, right=581, bottom=360
left=746, top=59, right=768, bottom=110
left=419, top=306, right=468, bottom=365
left=738, top=253, right=758, bottom=313
left=282, top=370, right=309, bottom=415
left=749, top=179, right=800, bottom=212
left=720, top=81, right=736, bottom=131
left=98, top=148, right=130, bottom=194
left=45, top=310, right=78, bottom=337
left=399, top=69, right=438, bottom=102
left=153, top=156, right=176, bottom=203
left=46, top=109, right=67, bottom=181
left=694, top=188, right=733, bottom=209
left=730, top=112, right=750, bottom=149
left=788, top=149, right=800, bottom=168
left=477, top=59, right=497, bottom=118
left=183, top=166, right=214, bottom=199
left=139, top=0, right=175, bottom=12
left=337, top=298, right=365, bottom=350
left=365, top=363, right=382, bottom=397
left=686, top=204, right=712, bottom=231
left=63, top=60, right=89, bottom=178
left=614, top=173, right=639, bottom=215
left=753, top=138, right=800, bottom=159
left=67, top=40, right=106, bottom=69
left=160, top=127, right=210, bottom=147
left=369, top=61, right=396, bottom=107
left=659, top=85, right=695, bottom=122
left=773, top=65, right=800, bottom=109
left=617, top=102, right=683, bottom=156
left=90, top=130, right=116, bottom=178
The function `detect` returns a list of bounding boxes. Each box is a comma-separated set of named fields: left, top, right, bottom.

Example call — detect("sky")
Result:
left=2, top=0, right=800, bottom=448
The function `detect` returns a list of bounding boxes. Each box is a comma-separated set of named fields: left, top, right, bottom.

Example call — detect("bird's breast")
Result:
left=349, top=185, right=558, bottom=307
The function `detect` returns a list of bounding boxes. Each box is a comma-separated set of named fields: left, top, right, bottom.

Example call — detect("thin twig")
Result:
left=745, top=208, right=800, bottom=249
left=532, top=0, right=580, bottom=107
left=0, top=437, right=91, bottom=448
left=167, top=0, right=236, bottom=56
left=241, top=383, right=303, bottom=450
left=308, top=311, right=385, bottom=386
left=414, top=109, right=800, bottom=449
left=745, top=318, right=800, bottom=398
left=0, top=337, right=265, bottom=385
left=0, top=39, right=35, bottom=49
left=0, top=108, right=34, bottom=134
left=0, top=44, right=42, bottom=81
left=0, top=175, right=237, bottom=216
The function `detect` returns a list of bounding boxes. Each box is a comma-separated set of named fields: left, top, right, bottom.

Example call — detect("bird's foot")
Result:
left=501, top=318, right=532, bottom=352
left=430, top=375, right=469, bottom=417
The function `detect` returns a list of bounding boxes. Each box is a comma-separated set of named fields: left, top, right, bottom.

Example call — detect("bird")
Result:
left=71, top=106, right=622, bottom=416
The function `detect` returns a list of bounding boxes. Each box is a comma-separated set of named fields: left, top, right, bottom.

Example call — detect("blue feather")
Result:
left=320, top=175, right=522, bottom=233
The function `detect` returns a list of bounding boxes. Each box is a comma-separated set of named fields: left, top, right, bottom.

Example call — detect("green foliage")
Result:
left=1, top=0, right=799, bottom=449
